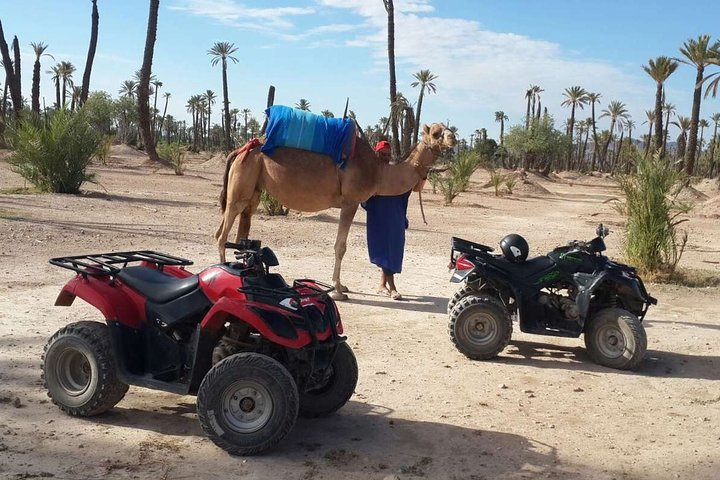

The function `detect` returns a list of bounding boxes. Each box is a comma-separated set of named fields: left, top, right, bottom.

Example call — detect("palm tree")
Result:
left=295, top=98, right=311, bottom=111
left=494, top=111, right=508, bottom=146
left=643, top=56, right=679, bottom=154
left=600, top=100, right=628, bottom=168
left=672, top=116, right=692, bottom=161
left=321, top=109, right=334, bottom=118
left=241, top=108, right=251, bottom=141
left=47, top=63, right=61, bottom=109
left=383, top=0, right=400, bottom=159
left=531, top=85, right=544, bottom=120
left=708, top=112, right=720, bottom=177
left=186, top=95, right=202, bottom=150
left=158, top=91, right=171, bottom=140
left=642, top=109, right=655, bottom=157
left=119, top=80, right=137, bottom=99
left=678, top=35, right=720, bottom=175
left=410, top=69, right=438, bottom=144
left=208, top=41, right=239, bottom=151
left=586, top=92, right=602, bottom=171
left=58, top=61, right=75, bottom=108
left=524, top=87, right=533, bottom=129
left=662, top=102, right=677, bottom=155
left=70, top=85, right=82, bottom=112
left=203, top=89, right=216, bottom=147
left=79, top=0, right=99, bottom=105
left=698, top=118, right=710, bottom=168
left=580, top=118, right=593, bottom=165
left=561, top=86, right=588, bottom=168
left=30, top=42, right=52, bottom=113
left=137, top=0, right=160, bottom=162
left=150, top=79, right=163, bottom=140
left=616, top=118, right=635, bottom=166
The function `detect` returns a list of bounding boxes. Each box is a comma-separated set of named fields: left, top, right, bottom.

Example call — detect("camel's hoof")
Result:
left=338, top=285, right=350, bottom=293
left=330, top=290, right=349, bottom=301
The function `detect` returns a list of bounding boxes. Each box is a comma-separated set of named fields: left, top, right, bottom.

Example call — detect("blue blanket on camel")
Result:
left=261, top=105, right=356, bottom=169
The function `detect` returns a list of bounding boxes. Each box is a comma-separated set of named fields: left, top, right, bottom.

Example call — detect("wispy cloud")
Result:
left=314, top=0, right=653, bottom=131
left=170, top=0, right=315, bottom=29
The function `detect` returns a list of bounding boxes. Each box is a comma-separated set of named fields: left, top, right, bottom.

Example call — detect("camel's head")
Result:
left=421, top=123, right=456, bottom=154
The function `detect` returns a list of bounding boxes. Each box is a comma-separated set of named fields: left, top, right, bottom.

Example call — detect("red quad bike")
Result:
left=43, top=240, right=358, bottom=455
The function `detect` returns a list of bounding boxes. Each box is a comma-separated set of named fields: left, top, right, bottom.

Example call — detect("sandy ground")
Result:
left=1, top=147, right=719, bottom=480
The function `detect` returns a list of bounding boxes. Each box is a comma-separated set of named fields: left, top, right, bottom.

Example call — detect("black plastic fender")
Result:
left=575, top=271, right=651, bottom=324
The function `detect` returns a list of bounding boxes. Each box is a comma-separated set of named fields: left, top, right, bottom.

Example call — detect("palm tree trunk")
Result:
left=581, top=128, right=590, bottom=169
left=413, top=87, right=424, bottom=144
left=222, top=59, right=232, bottom=150
left=590, top=103, right=599, bottom=171
left=663, top=108, right=671, bottom=157
left=500, top=119, right=505, bottom=146
left=602, top=119, right=616, bottom=170
left=525, top=95, right=531, bottom=129
left=653, top=83, right=664, bottom=154
left=568, top=104, right=576, bottom=170
left=80, top=0, right=99, bottom=105
left=62, top=78, right=67, bottom=108
left=137, top=0, right=160, bottom=163
left=54, top=80, right=60, bottom=110
left=708, top=122, right=719, bottom=176
left=31, top=59, right=41, bottom=113
left=614, top=129, right=624, bottom=166
left=644, top=124, right=652, bottom=157
left=158, top=94, right=169, bottom=141
left=383, top=0, right=400, bottom=159
left=684, top=67, right=704, bottom=175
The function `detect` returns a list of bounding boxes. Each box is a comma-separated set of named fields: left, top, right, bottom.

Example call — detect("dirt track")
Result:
left=1, top=147, right=719, bottom=480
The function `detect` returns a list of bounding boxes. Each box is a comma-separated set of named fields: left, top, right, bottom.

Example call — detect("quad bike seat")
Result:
left=117, top=266, right=199, bottom=303
left=490, top=255, right=556, bottom=278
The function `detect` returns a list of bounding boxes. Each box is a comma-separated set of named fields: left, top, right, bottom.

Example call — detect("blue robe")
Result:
left=362, top=191, right=411, bottom=274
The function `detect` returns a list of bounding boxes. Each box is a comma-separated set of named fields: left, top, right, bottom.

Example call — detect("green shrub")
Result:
left=260, top=190, right=288, bottom=215
left=489, top=170, right=505, bottom=196
left=450, top=151, right=480, bottom=192
left=504, top=175, right=517, bottom=195
left=156, top=141, right=186, bottom=175
left=8, top=110, right=100, bottom=193
left=616, top=152, right=692, bottom=278
left=94, top=135, right=114, bottom=165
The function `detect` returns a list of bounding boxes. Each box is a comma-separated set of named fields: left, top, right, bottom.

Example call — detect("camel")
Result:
left=215, top=122, right=456, bottom=300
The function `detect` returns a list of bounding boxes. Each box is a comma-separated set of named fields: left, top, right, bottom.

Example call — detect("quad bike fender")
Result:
left=576, top=272, right=650, bottom=322
left=201, top=297, right=316, bottom=348
left=54, top=275, right=145, bottom=328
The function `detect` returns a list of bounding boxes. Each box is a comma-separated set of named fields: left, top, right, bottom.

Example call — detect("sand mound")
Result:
left=674, top=185, right=709, bottom=203
left=697, top=195, right=720, bottom=218
left=198, top=153, right=228, bottom=170
left=512, top=178, right=552, bottom=195
left=692, top=178, right=720, bottom=196
left=109, top=144, right=147, bottom=158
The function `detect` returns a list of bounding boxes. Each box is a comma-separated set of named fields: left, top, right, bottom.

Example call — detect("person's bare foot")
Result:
left=377, top=287, right=390, bottom=296
left=390, top=290, right=402, bottom=300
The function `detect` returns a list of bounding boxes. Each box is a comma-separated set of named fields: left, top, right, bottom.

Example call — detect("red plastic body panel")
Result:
left=54, top=275, right=147, bottom=328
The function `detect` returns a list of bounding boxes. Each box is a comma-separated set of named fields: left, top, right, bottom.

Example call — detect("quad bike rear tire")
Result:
left=41, top=321, right=129, bottom=416
left=584, top=308, right=647, bottom=370
left=197, top=352, right=299, bottom=456
left=447, top=282, right=492, bottom=314
left=449, top=295, right=512, bottom=360
left=299, top=342, right=358, bottom=418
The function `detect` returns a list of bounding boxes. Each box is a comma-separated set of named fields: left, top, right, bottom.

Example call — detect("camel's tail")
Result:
left=220, top=139, right=262, bottom=212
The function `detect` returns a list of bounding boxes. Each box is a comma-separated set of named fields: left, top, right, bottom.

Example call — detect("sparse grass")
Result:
left=663, top=268, right=720, bottom=288
left=0, top=208, right=24, bottom=220
left=94, top=135, right=114, bottom=165
left=323, top=449, right=358, bottom=466
left=260, top=190, right=288, bottom=215
left=0, top=186, right=41, bottom=195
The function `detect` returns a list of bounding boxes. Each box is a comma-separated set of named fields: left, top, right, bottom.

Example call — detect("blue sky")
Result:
left=2, top=0, right=720, bottom=141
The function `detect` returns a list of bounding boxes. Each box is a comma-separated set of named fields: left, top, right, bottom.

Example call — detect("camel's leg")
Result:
left=234, top=190, right=261, bottom=242
left=331, top=204, right=359, bottom=301
left=217, top=199, right=249, bottom=262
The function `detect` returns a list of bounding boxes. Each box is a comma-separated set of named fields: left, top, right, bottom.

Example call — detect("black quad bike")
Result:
left=447, top=225, right=657, bottom=370
left=43, top=240, right=358, bottom=455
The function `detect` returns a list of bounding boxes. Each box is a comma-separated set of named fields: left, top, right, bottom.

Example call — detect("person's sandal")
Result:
left=377, top=287, right=391, bottom=296
left=390, top=290, right=402, bottom=300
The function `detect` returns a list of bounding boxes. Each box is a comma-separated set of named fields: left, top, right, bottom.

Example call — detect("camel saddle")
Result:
left=261, top=105, right=356, bottom=169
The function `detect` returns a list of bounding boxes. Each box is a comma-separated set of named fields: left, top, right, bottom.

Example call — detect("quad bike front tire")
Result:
left=299, top=342, right=358, bottom=418
left=197, top=352, right=299, bottom=456
left=449, top=295, right=512, bottom=360
left=584, top=308, right=647, bottom=370
left=41, top=321, right=129, bottom=416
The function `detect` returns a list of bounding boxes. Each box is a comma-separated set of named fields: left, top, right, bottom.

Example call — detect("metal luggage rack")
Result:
left=49, top=251, right=193, bottom=277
